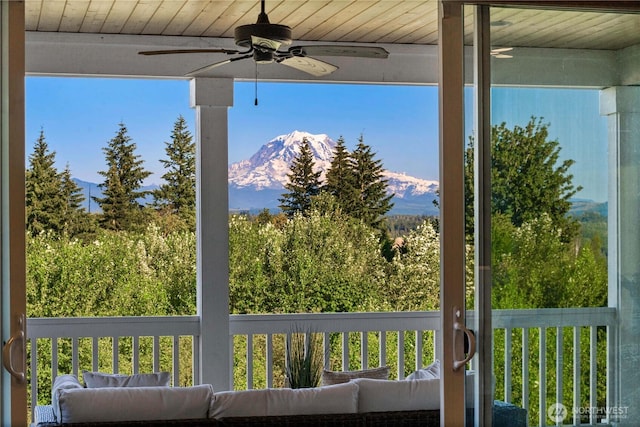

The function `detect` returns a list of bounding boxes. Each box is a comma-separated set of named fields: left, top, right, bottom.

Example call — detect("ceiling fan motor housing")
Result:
left=234, top=24, right=292, bottom=48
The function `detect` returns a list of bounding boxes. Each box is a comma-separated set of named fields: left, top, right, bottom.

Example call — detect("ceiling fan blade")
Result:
left=139, top=48, right=240, bottom=56
left=280, top=56, right=337, bottom=77
left=490, top=47, right=513, bottom=59
left=288, top=45, right=389, bottom=59
left=185, top=54, right=253, bottom=77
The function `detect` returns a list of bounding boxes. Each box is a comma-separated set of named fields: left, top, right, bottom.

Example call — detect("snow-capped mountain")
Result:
left=229, top=130, right=440, bottom=215
left=384, top=170, right=439, bottom=199
left=229, top=130, right=336, bottom=190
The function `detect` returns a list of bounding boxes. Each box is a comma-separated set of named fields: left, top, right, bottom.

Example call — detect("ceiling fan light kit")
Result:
left=139, top=0, right=388, bottom=77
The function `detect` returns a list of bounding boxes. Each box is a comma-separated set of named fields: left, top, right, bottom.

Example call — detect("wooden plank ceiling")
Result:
left=25, top=1, right=640, bottom=51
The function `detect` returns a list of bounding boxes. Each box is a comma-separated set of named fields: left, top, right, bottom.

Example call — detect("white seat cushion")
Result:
left=355, top=371, right=475, bottom=413
left=57, top=384, right=214, bottom=423
left=210, top=382, right=359, bottom=418
left=353, top=378, right=440, bottom=413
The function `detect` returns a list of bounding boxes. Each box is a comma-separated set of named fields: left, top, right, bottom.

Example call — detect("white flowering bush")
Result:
left=385, top=220, right=441, bottom=311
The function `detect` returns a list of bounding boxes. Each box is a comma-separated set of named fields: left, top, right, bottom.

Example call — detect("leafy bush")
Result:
left=229, top=209, right=388, bottom=314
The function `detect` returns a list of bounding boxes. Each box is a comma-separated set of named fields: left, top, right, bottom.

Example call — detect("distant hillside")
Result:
left=569, top=199, right=607, bottom=217
left=72, top=130, right=606, bottom=219
left=73, top=178, right=159, bottom=213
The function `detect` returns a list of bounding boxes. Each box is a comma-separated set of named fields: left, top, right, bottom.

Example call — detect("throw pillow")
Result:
left=83, top=371, right=171, bottom=388
left=51, top=374, right=83, bottom=423
left=405, top=359, right=440, bottom=380
left=321, top=366, right=390, bottom=386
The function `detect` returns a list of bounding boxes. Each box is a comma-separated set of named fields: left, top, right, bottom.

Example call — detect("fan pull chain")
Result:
left=254, top=62, right=259, bottom=106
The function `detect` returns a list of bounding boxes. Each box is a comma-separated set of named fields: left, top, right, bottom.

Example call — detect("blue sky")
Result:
left=490, top=87, right=607, bottom=202
left=26, top=77, right=439, bottom=182
left=26, top=77, right=607, bottom=202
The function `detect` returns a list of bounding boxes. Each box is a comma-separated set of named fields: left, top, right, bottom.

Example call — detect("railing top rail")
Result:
left=491, top=307, right=616, bottom=328
left=25, top=307, right=616, bottom=339
left=228, top=307, right=615, bottom=334
left=26, top=316, right=200, bottom=339
left=229, top=311, right=440, bottom=334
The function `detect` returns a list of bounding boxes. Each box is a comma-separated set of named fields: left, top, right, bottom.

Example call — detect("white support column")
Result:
left=190, top=77, right=233, bottom=391
left=600, top=86, right=640, bottom=426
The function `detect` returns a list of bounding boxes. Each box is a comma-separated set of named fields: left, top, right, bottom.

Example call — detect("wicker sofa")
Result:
left=33, top=371, right=526, bottom=427
left=34, top=404, right=525, bottom=427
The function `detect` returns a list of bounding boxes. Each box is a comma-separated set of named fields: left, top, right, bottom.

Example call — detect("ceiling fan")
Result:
left=139, top=0, right=389, bottom=77
left=490, top=47, right=513, bottom=58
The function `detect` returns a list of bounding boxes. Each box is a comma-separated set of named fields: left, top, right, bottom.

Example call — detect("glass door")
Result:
left=438, top=2, right=474, bottom=426
left=466, top=4, right=491, bottom=426
left=459, top=2, right=640, bottom=426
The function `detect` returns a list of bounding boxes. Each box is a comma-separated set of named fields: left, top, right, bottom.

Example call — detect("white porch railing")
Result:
left=26, top=307, right=616, bottom=426
left=26, top=315, right=201, bottom=415
left=492, top=308, right=617, bottom=426
left=229, top=311, right=442, bottom=387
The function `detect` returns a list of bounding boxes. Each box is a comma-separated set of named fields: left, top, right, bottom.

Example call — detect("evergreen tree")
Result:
left=153, top=115, right=196, bottom=229
left=349, top=135, right=394, bottom=230
left=255, top=208, right=273, bottom=226
left=94, top=123, right=152, bottom=231
left=324, top=136, right=357, bottom=212
left=279, top=137, right=322, bottom=217
left=60, top=164, right=84, bottom=213
left=59, top=164, right=96, bottom=237
left=26, top=130, right=65, bottom=235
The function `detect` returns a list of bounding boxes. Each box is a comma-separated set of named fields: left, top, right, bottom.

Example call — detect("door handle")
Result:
left=453, top=306, right=476, bottom=371
left=2, top=313, right=26, bottom=383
